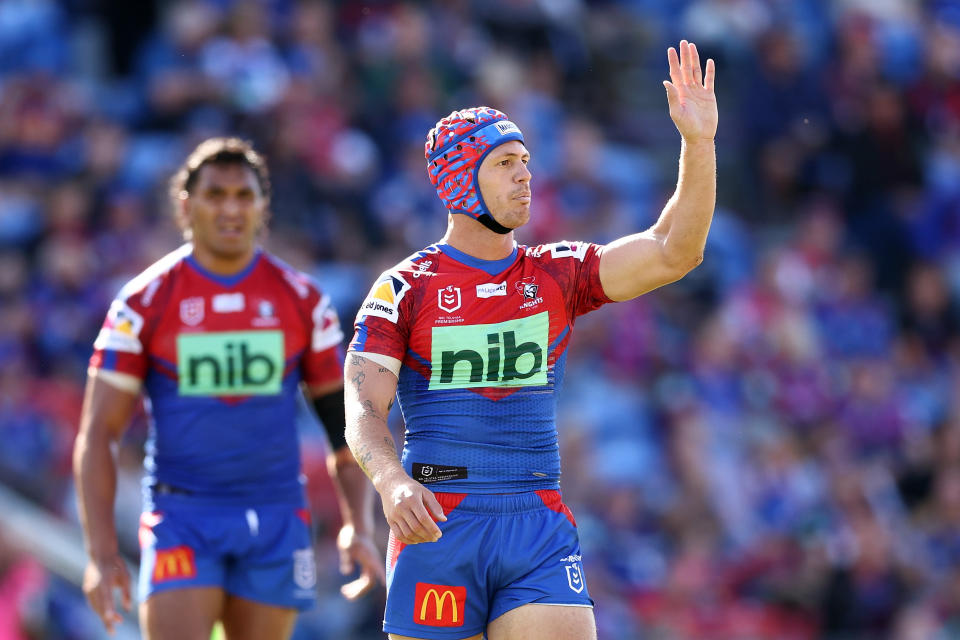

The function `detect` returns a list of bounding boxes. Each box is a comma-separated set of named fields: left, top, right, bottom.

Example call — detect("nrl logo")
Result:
left=565, top=563, right=584, bottom=593
left=180, top=297, right=204, bottom=326
left=438, top=286, right=462, bottom=313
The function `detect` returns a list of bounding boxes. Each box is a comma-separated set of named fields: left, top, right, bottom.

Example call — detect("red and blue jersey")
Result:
left=89, top=244, right=344, bottom=506
left=349, top=242, right=612, bottom=493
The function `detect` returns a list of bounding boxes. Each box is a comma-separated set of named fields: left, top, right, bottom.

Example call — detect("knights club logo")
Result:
left=516, top=277, right=539, bottom=300
left=438, top=286, right=462, bottom=313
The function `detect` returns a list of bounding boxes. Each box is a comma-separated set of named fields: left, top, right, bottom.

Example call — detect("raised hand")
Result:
left=663, top=40, right=718, bottom=143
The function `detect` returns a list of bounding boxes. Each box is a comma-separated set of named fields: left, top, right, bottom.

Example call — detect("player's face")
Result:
left=184, top=163, right=266, bottom=264
left=477, top=141, right=532, bottom=230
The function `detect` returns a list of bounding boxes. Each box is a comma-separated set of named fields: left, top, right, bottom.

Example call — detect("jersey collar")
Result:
left=185, top=246, right=262, bottom=287
left=436, top=242, right=518, bottom=277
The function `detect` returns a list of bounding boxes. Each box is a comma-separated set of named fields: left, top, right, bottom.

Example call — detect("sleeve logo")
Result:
left=549, top=241, right=588, bottom=261
left=359, top=272, right=410, bottom=323
left=93, top=299, right=145, bottom=354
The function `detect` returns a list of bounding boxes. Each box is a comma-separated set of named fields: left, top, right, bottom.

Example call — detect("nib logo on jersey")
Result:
left=429, top=312, right=549, bottom=390
left=177, top=330, right=284, bottom=396
left=361, top=273, right=410, bottom=324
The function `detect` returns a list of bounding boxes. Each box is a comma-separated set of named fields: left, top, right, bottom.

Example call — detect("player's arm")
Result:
left=305, top=379, right=384, bottom=599
left=73, top=370, right=140, bottom=635
left=599, top=40, right=718, bottom=301
left=343, top=352, right=446, bottom=545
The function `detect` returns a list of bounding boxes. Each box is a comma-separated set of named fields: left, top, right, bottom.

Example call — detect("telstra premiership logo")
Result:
left=414, top=582, right=466, bottom=627
left=429, top=312, right=549, bottom=389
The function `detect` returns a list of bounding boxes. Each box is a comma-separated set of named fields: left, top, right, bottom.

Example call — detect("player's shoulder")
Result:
left=522, top=240, right=594, bottom=264
left=357, top=246, right=440, bottom=323
left=115, top=244, right=192, bottom=305
left=260, top=251, right=326, bottom=302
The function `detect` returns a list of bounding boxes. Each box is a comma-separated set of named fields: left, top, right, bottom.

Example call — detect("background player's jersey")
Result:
left=349, top=242, right=612, bottom=492
left=90, top=244, right=344, bottom=506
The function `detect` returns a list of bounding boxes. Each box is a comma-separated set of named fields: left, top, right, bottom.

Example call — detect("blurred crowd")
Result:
left=3, top=0, right=960, bottom=638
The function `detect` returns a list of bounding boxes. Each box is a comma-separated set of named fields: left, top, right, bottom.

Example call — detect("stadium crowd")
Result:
left=3, top=0, right=960, bottom=638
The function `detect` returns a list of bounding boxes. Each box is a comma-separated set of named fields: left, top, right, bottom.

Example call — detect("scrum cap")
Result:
left=425, top=107, right=524, bottom=234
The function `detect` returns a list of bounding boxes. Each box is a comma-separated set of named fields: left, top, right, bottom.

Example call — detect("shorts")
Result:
left=138, top=496, right=316, bottom=611
left=384, top=490, right=592, bottom=639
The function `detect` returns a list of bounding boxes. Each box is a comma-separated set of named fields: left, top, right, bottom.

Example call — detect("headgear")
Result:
left=425, top=107, right=525, bottom=234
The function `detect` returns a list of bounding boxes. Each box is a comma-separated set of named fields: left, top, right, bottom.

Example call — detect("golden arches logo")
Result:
left=152, top=546, right=196, bottom=583
left=413, top=582, right=465, bottom=627
left=419, top=588, right=458, bottom=622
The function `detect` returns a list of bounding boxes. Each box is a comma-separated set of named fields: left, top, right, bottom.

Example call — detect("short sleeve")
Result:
left=301, top=291, right=346, bottom=388
left=89, top=296, right=150, bottom=380
left=532, top=241, right=613, bottom=318
left=348, top=270, right=413, bottom=361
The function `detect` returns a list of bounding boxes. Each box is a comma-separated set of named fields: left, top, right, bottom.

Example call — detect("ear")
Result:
left=175, top=191, right=192, bottom=235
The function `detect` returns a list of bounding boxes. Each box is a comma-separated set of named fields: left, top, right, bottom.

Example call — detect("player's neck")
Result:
left=442, top=216, right=515, bottom=261
left=191, top=244, right=258, bottom=276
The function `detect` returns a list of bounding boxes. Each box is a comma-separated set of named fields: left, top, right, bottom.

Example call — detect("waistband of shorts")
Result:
left=434, top=490, right=564, bottom=514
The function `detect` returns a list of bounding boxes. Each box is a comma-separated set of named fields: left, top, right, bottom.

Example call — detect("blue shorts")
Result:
left=138, top=496, right=316, bottom=611
left=384, top=490, right=592, bottom=639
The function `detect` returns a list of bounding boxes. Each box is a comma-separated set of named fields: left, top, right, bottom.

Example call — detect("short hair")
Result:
left=168, top=137, right=271, bottom=237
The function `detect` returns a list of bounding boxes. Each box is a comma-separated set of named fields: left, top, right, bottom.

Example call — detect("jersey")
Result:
left=348, top=241, right=612, bottom=493
left=89, top=244, right=344, bottom=506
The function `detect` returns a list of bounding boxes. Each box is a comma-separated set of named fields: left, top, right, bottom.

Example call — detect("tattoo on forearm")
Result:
left=351, top=368, right=366, bottom=390
left=356, top=444, right=373, bottom=476
left=360, top=399, right=383, bottom=421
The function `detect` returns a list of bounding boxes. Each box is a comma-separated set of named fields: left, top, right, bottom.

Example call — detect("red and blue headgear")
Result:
left=425, top=106, right=525, bottom=234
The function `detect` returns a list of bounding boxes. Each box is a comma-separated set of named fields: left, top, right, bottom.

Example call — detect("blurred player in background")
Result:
left=73, top=138, right=383, bottom=639
left=344, top=41, right=717, bottom=640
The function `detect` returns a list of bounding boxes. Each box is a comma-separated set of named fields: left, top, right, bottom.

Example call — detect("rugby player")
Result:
left=73, top=138, right=383, bottom=639
left=344, top=41, right=717, bottom=639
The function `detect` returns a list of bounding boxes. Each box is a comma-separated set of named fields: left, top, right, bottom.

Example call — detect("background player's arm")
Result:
left=306, top=379, right=384, bottom=598
left=599, top=40, right=718, bottom=301
left=73, top=372, right=138, bottom=634
left=343, top=352, right=446, bottom=545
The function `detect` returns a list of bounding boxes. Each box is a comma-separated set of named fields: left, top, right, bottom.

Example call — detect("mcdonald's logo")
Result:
left=413, top=582, right=466, bottom=627
left=152, top=546, right=197, bottom=583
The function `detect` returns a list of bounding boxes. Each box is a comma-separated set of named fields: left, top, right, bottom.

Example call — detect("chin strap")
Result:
left=477, top=213, right=512, bottom=235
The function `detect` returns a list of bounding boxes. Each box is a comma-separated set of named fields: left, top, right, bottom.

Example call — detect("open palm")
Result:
left=664, top=40, right=718, bottom=142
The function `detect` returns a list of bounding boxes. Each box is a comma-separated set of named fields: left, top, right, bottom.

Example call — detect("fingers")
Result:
left=340, top=574, right=374, bottom=600
left=667, top=46, right=681, bottom=86
left=116, top=563, right=132, bottom=612
left=669, top=40, right=712, bottom=90
left=690, top=42, right=703, bottom=85
left=705, top=58, right=716, bottom=93
left=663, top=80, right=679, bottom=108
left=423, top=491, right=448, bottom=524
left=679, top=40, right=694, bottom=85
left=84, top=562, right=125, bottom=635
left=338, top=546, right=353, bottom=575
